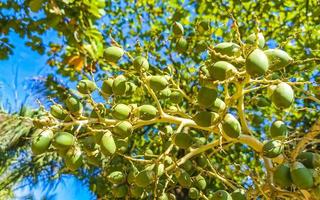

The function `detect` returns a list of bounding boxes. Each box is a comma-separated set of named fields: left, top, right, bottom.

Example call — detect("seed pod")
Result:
left=31, top=129, right=53, bottom=155
left=262, top=140, right=283, bottom=158
left=111, top=104, right=131, bottom=120
left=130, top=185, right=144, bottom=198
left=64, top=147, right=83, bottom=171
left=198, top=87, right=218, bottom=108
left=212, top=190, right=232, bottom=200
left=231, top=189, right=246, bottom=200
left=175, top=37, right=188, bottom=53
left=107, top=171, right=126, bottom=184
left=174, top=133, right=193, bottom=149
left=297, top=152, right=320, bottom=169
left=105, top=46, right=124, bottom=63
left=133, top=56, right=149, bottom=71
left=245, top=49, right=269, bottom=77
left=270, top=120, right=288, bottom=139
left=290, top=162, right=314, bottom=189
left=148, top=76, right=169, bottom=91
left=113, top=121, right=133, bottom=138
left=247, top=33, right=265, bottom=48
left=50, top=104, right=68, bottom=120
left=265, top=49, right=293, bottom=70
left=52, top=132, right=75, bottom=150
left=159, top=88, right=172, bottom=98
left=273, top=163, right=292, bottom=188
left=222, top=114, right=241, bottom=138
left=101, top=78, right=114, bottom=95
left=65, top=96, right=83, bottom=114
left=100, top=130, right=116, bottom=155
left=170, top=91, right=183, bottom=104
left=138, top=105, right=158, bottom=120
left=127, top=165, right=139, bottom=184
left=112, top=75, right=127, bottom=96
left=111, top=184, right=128, bottom=198
left=194, top=175, right=206, bottom=190
left=271, top=82, right=294, bottom=109
left=210, top=98, right=226, bottom=113
left=193, top=111, right=219, bottom=127
left=172, top=22, right=184, bottom=36
left=176, top=169, right=192, bottom=188
left=208, top=61, right=237, bottom=81
left=181, top=160, right=193, bottom=172
left=189, top=187, right=200, bottom=199
left=134, top=169, right=155, bottom=187
left=214, top=42, right=241, bottom=57
left=77, top=80, right=96, bottom=94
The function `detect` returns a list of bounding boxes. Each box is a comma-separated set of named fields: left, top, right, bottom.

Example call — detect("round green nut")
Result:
left=212, top=190, right=232, bottom=200
left=113, top=121, right=133, bottom=139
left=111, top=184, right=128, bottom=198
left=134, top=169, right=155, bottom=187
left=127, top=165, right=139, bottom=184
left=31, top=129, right=54, bottom=155
left=130, top=184, right=144, bottom=198
left=107, top=171, right=126, bottom=184
left=222, top=114, right=241, bottom=138
left=99, top=130, right=116, bottom=155
left=262, top=140, right=283, bottom=158
left=265, top=49, right=293, bottom=71
left=196, top=155, right=208, bottom=168
left=112, top=75, right=127, bottom=96
left=159, top=88, right=172, bottom=98
left=133, top=56, right=149, bottom=71
left=181, top=159, right=193, bottom=172
left=189, top=187, right=200, bottom=199
left=193, top=111, right=219, bottom=127
left=105, top=46, right=124, bottom=63
left=210, top=98, right=226, bottom=113
left=50, top=104, right=68, bottom=120
left=77, top=79, right=96, bottom=94
left=148, top=75, right=169, bottom=91
left=172, top=22, right=184, bottom=36
left=214, top=42, right=241, bottom=57
left=138, top=105, right=158, bottom=120
left=194, top=174, right=206, bottom=190
left=290, top=161, right=314, bottom=189
left=174, top=132, right=193, bottom=149
left=245, top=49, right=269, bottom=77
left=52, top=131, right=75, bottom=150
left=208, top=61, right=237, bottom=81
left=297, top=152, right=320, bottom=169
left=101, top=78, right=114, bottom=95
left=271, top=82, right=294, bottom=109
left=64, top=147, right=83, bottom=171
left=175, top=37, right=188, bottom=53
left=198, top=87, right=218, bottom=108
left=230, top=189, right=246, bottom=200
left=115, top=138, right=129, bottom=153
left=111, top=104, right=131, bottom=120
left=176, top=169, right=192, bottom=188
left=270, top=120, right=288, bottom=139
left=247, top=32, right=265, bottom=48
left=273, top=163, right=292, bottom=188
left=170, top=91, right=183, bottom=104
left=65, top=96, right=83, bottom=114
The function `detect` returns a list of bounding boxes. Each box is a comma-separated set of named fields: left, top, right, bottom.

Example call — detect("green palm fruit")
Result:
left=77, top=80, right=96, bottom=94
left=182, top=160, right=193, bottom=172
left=107, top=171, right=126, bottom=184
left=290, top=162, right=314, bottom=189
left=265, top=49, right=293, bottom=70
left=65, top=96, right=83, bottom=114
left=115, top=138, right=129, bottom=153
left=247, top=32, right=265, bottom=48
left=214, top=42, right=241, bottom=57
left=222, top=114, right=241, bottom=138
left=134, top=169, right=155, bottom=187
left=230, top=189, right=246, bottom=200
left=101, top=78, right=114, bottom=95
left=52, top=132, right=75, bottom=150
left=80, top=135, right=97, bottom=152
left=111, top=104, right=131, bottom=120
left=133, top=56, right=149, bottom=71
left=159, top=88, right=172, bottom=98
left=194, top=175, right=206, bottom=190
left=31, top=129, right=53, bottom=155
left=100, top=130, right=116, bottom=155
left=148, top=76, right=169, bottom=91
left=174, top=132, right=193, bottom=149
left=273, top=163, right=292, bottom=188
left=245, top=49, right=269, bottom=76
left=172, top=22, right=184, bottom=36
left=112, top=75, right=127, bottom=96
left=271, top=82, right=294, bottom=108
left=270, top=120, right=288, bottom=139
left=193, top=111, right=219, bottom=127
left=208, top=61, right=237, bottom=81
left=175, top=37, right=188, bottom=53
left=130, top=185, right=144, bottom=198
left=198, top=87, right=218, bottom=108
left=113, top=121, right=133, bottom=138
left=297, top=152, right=320, bottom=168
left=125, top=82, right=137, bottom=95
left=267, top=85, right=277, bottom=98
left=157, top=163, right=165, bottom=177
left=138, top=105, right=158, bottom=120
left=210, top=98, right=226, bottom=113
left=170, top=91, right=183, bottom=104
left=195, top=40, right=208, bottom=53
left=196, top=155, right=208, bottom=168
left=255, top=96, right=270, bottom=107
left=105, top=46, right=124, bottom=63
left=111, top=184, right=128, bottom=198
left=197, top=20, right=210, bottom=34
left=262, top=140, right=283, bottom=158
left=189, top=187, right=200, bottom=199
left=176, top=169, right=192, bottom=188
left=64, top=147, right=83, bottom=171
left=212, top=190, right=232, bottom=200
left=127, top=165, right=139, bottom=184
left=50, top=104, right=68, bottom=120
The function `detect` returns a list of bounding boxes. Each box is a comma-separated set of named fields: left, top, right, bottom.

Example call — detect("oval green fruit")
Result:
left=64, top=147, right=83, bottom=171
left=175, top=37, right=188, bottom=53
left=107, top=171, right=126, bottom=184
left=113, top=121, right=133, bottom=138
left=133, top=56, right=149, bottom=71
left=130, top=185, right=144, bottom=198
left=214, top=42, right=241, bottom=57
left=31, top=129, right=53, bottom=155
left=176, top=169, right=191, bottom=188
left=193, top=111, right=219, bottom=127
left=115, top=138, right=129, bottom=153
left=194, top=174, right=206, bottom=190
left=297, top=152, right=320, bottom=169
left=52, top=132, right=75, bottom=150
left=262, top=140, right=283, bottom=158
left=138, top=105, right=158, bottom=120
left=271, top=82, right=294, bottom=109
left=77, top=80, right=96, bottom=94
left=65, top=96, right=83, bottom=114
left=105, top=46, right=124, bottom=63
left=270, top=120, right=288, bottom=139
left=222, top=114, right=241, bottom=138
left=210, top=98, right=226, bottom=113
left=170, top=91, right=183, bottom=104
left=100, top=130, right=116, bottom=155
left=101, top=78, right=114, bottom=95
left=212, top=190, right=232, bottom=200
left=111, top=184, right=128, bottom=198
left=245, top=49, right=269, bottom=76
left=273, top=163, right=292, bottom=188
left=172, top=22, right=184, bottom=36
left=111, top=104, right=131, bottom=120
left=189, top=187, right=200, bottom=199
left=247, top=33, right=265, bottom=48
left=148, top=76, right=168, bottom=91
left=265, top=49, right=293, bottom=70
left=112, top=75, right=127, bottom=96
left=127, top=165, right=139, bottom=184
left=208, top=61, right=237, bottom=81
left=197, top=20, right=210, bottom=34
left=174, top=133, right=193, bottom=149
left=50, top=104, right=68, bottom=120
left=290, top=161, right=314, bottom=189
left=134, top=169, right=155, bottom=187
left=159, top=88, right=172, bottom=98
left=198, top=87, right=218, bottom=108
left=231, top=189, right=246, bottom=200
